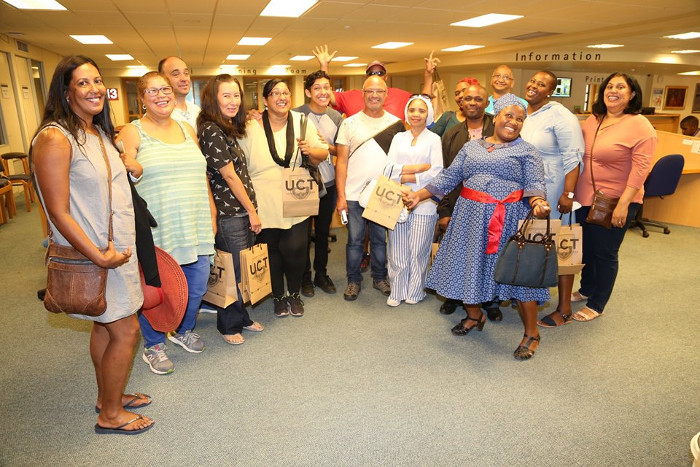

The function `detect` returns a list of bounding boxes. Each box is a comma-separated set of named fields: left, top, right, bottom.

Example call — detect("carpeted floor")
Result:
left=1, top=201, right=698, bottom=466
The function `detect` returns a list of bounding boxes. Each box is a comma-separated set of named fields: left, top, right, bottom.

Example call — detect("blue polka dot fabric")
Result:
left=426, top=138, right=551, bottom=304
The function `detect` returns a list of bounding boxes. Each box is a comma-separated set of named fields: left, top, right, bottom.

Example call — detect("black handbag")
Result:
left=493, top=208, right=558, bottom=288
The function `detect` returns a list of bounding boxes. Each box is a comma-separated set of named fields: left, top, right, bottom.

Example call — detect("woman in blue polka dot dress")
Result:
left=404, top=94, right=551, bottom=360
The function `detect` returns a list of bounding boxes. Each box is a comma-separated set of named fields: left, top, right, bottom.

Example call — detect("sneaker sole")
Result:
left=166, top=335, right=205, bottom=354
left=275, top=311, right=289, bottom=317
left=141, top=353, right=174, bottom=375
left=343, top=294, right=358, bottom=301
left=289, top=311, right=304, bottom=317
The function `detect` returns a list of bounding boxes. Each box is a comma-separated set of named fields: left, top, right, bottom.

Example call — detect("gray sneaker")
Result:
left=373, top=279, right=391, bottom=296
left=167, top=330, right=205, bottom=353
left=142, top=343, right=174, bottom=375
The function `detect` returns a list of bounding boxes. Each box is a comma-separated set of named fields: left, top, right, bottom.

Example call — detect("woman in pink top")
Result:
left=571, top=73, right=657, bottom=321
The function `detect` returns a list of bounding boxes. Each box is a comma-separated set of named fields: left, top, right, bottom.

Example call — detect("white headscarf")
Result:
left=404, top=94, right=434, bottom=127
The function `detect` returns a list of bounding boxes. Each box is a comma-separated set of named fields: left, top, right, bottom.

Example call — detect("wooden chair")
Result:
left=0, top=177, right=17, bottom=224
left=1, top=152, right=36, bottom=212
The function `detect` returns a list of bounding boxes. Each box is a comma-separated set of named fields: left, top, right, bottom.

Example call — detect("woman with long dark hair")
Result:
left=570, top=73, right=656, bottom=322
left=197, top=74, right=264, bottom=345
left=31, top=55, right=153, bottom=434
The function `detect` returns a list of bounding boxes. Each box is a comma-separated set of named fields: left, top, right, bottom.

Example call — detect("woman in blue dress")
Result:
left=404, top=94, right=551, bottom=360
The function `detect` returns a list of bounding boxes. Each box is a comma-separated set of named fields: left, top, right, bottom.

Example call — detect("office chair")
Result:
left=630, top=153, right=684, bottom=238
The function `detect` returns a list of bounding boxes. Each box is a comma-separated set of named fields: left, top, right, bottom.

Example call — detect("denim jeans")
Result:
left=214, top=215, right=255, bottom=335
left=139, top=255, right=210, bottom=348
left=576, top=203, right=640, bottom=313
left=346, top=200, right=387, bottom=284
left=304, top=184, right=337, bottom=279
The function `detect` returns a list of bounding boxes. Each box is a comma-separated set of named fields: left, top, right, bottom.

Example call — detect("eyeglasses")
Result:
left=363, top=89, right=387, bottom=95
left=367, top=70, right=386, bottom=76
left=269, top=91, right=291, bottom=98
left=492, top=74, right=513, bottom=81
left=144, top=86, right=173, bottom=95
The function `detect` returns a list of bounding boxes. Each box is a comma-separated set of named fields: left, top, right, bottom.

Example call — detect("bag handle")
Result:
left=514, top=207, right=552, bottom=244
left=290, top=113, right=307, bottom=170
left=588, top=118, right=604, bottom=194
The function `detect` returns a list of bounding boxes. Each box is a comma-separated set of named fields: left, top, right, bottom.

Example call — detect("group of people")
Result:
left=29, top=49, right=657, bottom=435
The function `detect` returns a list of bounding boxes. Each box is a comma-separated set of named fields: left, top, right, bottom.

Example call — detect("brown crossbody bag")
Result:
left=585, top=119, right=619, bottom=229
left=43, top=135, right=113, bottom=316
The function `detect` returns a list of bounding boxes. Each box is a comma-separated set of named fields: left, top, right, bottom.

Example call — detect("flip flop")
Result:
left=538, top=309, right=572, bottom=328
left=222, top=333, right=245, bottom=345
left=572, top=307, right=602, bottom=322
left=94, top=415, right=154, bottom=435
left=243, top=322, right=264, bottom=332
left=95, top=393, right=152, bottom=414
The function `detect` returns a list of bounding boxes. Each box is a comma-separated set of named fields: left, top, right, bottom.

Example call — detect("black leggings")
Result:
left=257, top=218, right=310, bottom=297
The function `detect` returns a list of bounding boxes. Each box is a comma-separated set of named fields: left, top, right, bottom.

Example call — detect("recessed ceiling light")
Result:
left=372, top=42, right=413, bottom=49
left=343, top=63, right=366, bottom=67
left=678, top=70, right=700, bottom=75
left=332, top=56, right=358, bottom=62
left=451, top=14, right=523, bottom=28
left=3, top=0, right=65, bottom=10
left=105, top=54, right=134, bottom=61
left=671, top=50, right=700, bottom=54
left=587, top=44, right=624, bottom=49
left=441, top=44, right=484, bottom=52
left=226, top=54, right=250, bottom=60
left=70, top=35, right=113, bottom=45
left=260, top=0, right=317, bottom=18
left=664, top=32, right=700, bottom=40
left=290, top=55, right=313, bottom=61
left=238, top=37, right=271, bottom=46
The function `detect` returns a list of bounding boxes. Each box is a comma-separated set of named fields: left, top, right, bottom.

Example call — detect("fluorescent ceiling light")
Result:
left=664, top=32, right=700, bottom=40
left=372, top=42, right=413, bottom=49
left=238, top=37, right=271, bottom=46
left=441, top=44, right=484, bottom=52
left=678, top=70, right=700, bottom=75
left=671, top=50, right=700, bottom=54
left=3, top=0, right=65, bottom=9
left=343, top=63, right=366, bottom=67
left=226, top=54, right=250, bottom=60
left=587, top=44, right=623, bottom=49
left=105, top=54, right=134, bottom=61
left=70, top=35, right=112, bottom=45
left=451, top=14, right=523, bottom=28
left=260, top=0, right=317, bottom=18
left=332, top=56, right=358, bottom=62
left=290, top=55, right=313, bottom=61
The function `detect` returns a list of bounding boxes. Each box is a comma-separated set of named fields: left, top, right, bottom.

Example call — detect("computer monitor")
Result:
left=552, top=78, right=572, bottom=98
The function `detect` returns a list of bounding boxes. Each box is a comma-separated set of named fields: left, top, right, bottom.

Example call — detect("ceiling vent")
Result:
left=505, top=32, right=560, bottom=41
left=16, top=40, right=29, bottom=52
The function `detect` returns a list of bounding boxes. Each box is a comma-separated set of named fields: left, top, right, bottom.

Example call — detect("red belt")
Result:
left=460, top=186, right=524, bottom=254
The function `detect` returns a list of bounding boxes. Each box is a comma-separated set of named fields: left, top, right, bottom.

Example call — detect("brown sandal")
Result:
left=537, top=309, right=572, bottom=328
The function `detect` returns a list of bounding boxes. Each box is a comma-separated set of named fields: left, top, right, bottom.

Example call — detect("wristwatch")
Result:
left=564, top=191, right=574, bottom=199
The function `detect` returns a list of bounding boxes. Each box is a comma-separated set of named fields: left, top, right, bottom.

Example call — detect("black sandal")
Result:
left=537, top=309, right=572, bottom=328
left=514, top=333, right=541, bottom=360
left=451, top=313, right=486, bottom=336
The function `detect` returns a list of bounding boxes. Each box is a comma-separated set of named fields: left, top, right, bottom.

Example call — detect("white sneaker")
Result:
left=198, top=305, right=217, bottom=314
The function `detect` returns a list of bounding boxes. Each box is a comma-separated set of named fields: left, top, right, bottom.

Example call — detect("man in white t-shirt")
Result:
left=335, top=76, right=405, bottom=301
left=158, top=56, right=201, bottom=130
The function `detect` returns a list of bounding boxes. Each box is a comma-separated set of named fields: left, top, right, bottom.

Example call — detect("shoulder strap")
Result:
left=588, top=118, right=604, bottom=193
left=349, top=119, right=404, bottom=159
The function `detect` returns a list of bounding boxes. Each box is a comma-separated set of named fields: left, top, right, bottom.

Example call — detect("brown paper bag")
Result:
left=239, top=243, right=272, bottom=305
left=203, top=249, right=238, bottom=308
left=557, top=222, right=584, bottom=275
left=361, top=176, right=405, bottom=230
left=282, top=167, right=319, bottom=217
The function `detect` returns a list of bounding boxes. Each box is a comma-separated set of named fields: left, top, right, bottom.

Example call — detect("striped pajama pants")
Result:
left=387, top=212, right=438, bottom=304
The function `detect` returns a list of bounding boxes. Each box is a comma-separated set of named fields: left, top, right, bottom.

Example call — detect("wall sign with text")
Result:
left=107, top=88, right=119, bottom=100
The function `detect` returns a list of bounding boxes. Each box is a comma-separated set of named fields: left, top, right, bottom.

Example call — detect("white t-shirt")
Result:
left=171, top=100, right=201, bottom=132
left=336, top=111, right=400, bottom=200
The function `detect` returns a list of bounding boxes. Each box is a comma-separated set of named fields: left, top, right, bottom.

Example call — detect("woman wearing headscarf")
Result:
left=404, top=94, right=550, bottom=359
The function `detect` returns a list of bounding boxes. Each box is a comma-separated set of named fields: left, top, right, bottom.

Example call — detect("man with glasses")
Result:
left=436, top=84, right=502, bottom=321
left=484, top=65, right=527, bottom=116
left=335, top=76, right=405, bottom=300
left=158, top=56, right=200, bottom=130
left=313, top=45, right=436, bottom=119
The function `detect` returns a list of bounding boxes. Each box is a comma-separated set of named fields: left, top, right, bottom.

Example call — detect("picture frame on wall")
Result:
left=692, top=83, right=700, bottom=113
left=662, top=86, right=687, bottom=110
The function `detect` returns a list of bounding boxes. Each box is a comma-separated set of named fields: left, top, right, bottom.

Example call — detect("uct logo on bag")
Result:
left=248, top=256, right=269, bottom=284
left=284, top=175, right=314, bottom=200
left=557, top=237, right=579, bottom=261
left=208, top=264, right=224, bottom=286
left=374, top=185, right=402, bottom=208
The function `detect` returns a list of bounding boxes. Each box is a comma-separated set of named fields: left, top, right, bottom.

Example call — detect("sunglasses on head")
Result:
left=367, top=70, right=386, bottom=76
